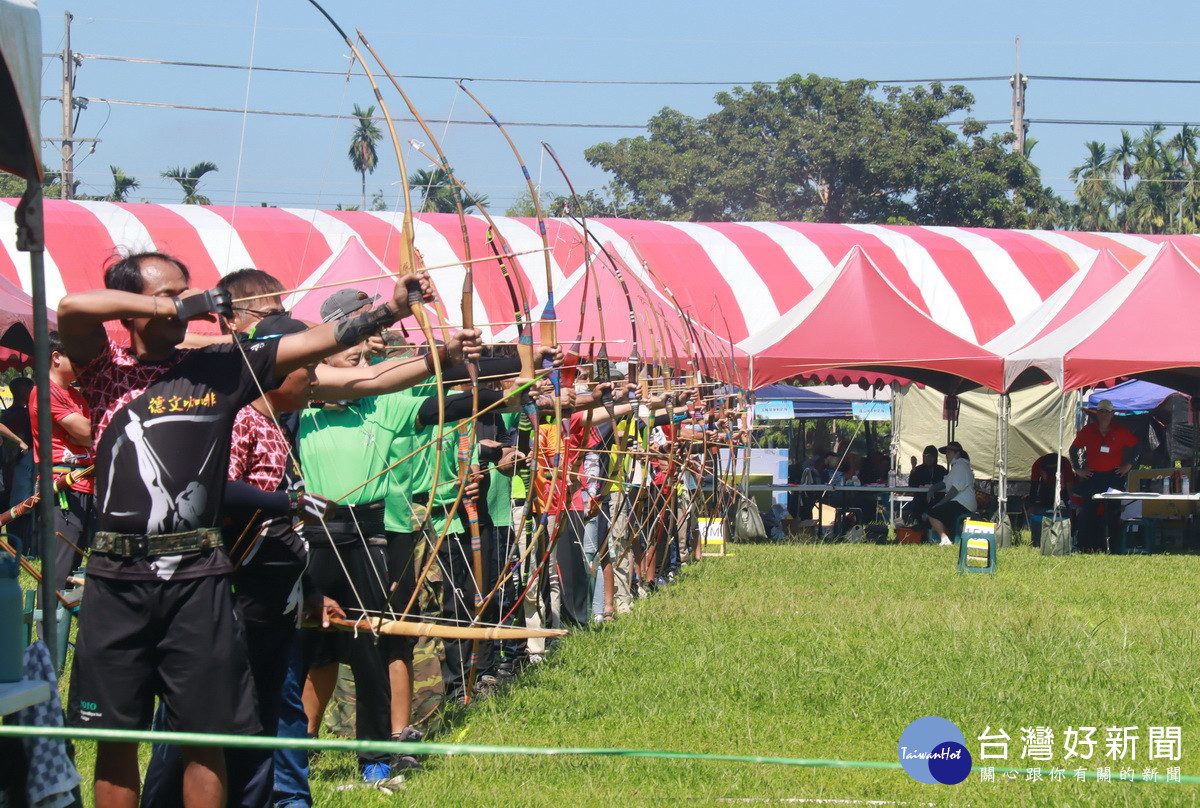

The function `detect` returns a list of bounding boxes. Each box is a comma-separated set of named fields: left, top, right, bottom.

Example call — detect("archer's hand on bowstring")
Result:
left=303, top=592, right=346, bottom=629
left=290, top=491, right=335, bottom=525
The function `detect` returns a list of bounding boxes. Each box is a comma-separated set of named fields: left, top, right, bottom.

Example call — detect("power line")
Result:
left=75, top=97, right=649, bottom=130
left=1027, top=118, right=1200, bottom=127
left=1029, top=74, right=1200, bottom=85
left=70, top=53, right=1200, bottom=87
left=67, top=53, right=1010, bottom=87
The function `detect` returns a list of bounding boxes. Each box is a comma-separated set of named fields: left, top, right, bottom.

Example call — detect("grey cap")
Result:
left=320, top=288, right=380, bottom=322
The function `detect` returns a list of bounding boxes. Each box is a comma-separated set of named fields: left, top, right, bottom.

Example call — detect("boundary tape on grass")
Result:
left=0, top=726, right=1195, bottom=785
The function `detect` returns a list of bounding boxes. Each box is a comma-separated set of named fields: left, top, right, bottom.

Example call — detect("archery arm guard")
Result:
left=333, top=304, right=399, bottom=347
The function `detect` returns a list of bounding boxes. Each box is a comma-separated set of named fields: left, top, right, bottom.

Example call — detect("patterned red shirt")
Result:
left=229, top=406, right=290, bottom=492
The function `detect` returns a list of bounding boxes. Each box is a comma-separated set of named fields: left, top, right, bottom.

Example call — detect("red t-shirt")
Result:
left=533, top=411, right=596, bottom=515
left=1071, top=421, right=1138, bottom=473
left=27, top=380, right=94, bottom=494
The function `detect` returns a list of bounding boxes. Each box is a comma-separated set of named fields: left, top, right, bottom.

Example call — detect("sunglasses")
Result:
left=232, top=307, right=288, bottom=319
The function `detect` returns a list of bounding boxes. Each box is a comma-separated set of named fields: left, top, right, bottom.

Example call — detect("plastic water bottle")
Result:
left=1163, top=476, right=1171, bottom=495
left=0, top=556, right=23, bottom=683
left=1184, top=475, right=1192, bottom=495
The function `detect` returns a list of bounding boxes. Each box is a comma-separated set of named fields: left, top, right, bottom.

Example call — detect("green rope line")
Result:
left=0, top=726, right=1194, bottom=784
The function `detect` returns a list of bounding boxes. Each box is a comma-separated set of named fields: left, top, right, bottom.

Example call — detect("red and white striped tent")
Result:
left=5, top=200, right=1200, bottom=388
left=1005, top=243, right=1200, bottom=394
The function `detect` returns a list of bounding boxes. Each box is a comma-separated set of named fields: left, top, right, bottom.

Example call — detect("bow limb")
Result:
left=540, top=141, right=618, bottom=423
left=355, top=36, right=491, bottom=691
left=303, top=1, right=446, bottom=520
left=457, top=81, right=567, bottom=633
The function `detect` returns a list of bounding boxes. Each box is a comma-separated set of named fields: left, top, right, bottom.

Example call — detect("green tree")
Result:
left=161, top=161, right=219, bottom=205
left=107, top=165, right=139, bottom=202
left=0, top=165, right=64, bottom=198
left=505, top=187, right=625, bottom=218
left=408, top=167, right=487, bottom=214
left=1073, top=124, right=1200, bottom=234
left=348, top=104, right=381, bottom=211
left=585, top=74, right=1056, bottom=227
left=1068, top=141, right=1114, bottom=231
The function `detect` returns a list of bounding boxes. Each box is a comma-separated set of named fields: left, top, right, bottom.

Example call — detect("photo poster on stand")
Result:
left=959, top=519, right=997, bottom=573
left=699, top=517, right=726, bottom=556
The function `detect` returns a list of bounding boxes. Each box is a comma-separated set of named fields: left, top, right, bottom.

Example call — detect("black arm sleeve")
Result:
left=415, top=388, right=506, bottom=427
left=224, top=479, right=290, bottom=515
left=438, top=356, right=522, bottom=386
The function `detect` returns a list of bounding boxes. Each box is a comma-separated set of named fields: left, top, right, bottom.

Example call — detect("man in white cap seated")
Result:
left=1070, top=399, right=1139, bottom=553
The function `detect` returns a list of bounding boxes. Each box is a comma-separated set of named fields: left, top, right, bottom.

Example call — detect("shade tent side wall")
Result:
left=895, top=383, right=1079, bottom=482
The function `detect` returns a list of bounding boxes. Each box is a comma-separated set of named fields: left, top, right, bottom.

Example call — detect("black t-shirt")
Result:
left=909, top=463, right=946, bottom=488
left=79, top=338, right=280, bottom=581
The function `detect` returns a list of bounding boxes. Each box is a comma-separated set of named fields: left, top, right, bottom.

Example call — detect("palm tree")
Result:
left=347, top=104, right=381, bottom=210
left=108, top=166, right=139, bottom=202
left=161, top=161, right=219, bottom=205
left=408, top=167, right=488, bottom=214
left=1069, top=141, right=1113, bottom=230
left=1106, top=130, right=1136, bottom=230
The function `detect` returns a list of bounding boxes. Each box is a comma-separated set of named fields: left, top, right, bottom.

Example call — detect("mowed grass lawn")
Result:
left=375, top=543, right=1200, bottom=807
left=55, top=542, right=1200, bottom=806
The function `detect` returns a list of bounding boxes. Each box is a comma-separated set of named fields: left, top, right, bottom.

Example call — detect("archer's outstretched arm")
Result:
left=273, top=272, right=435, bottom=377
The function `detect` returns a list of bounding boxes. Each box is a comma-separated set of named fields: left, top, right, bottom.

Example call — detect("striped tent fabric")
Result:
left=4, top=200, right=1200, bottom=387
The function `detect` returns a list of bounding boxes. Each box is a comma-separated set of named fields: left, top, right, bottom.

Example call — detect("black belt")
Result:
left=93, top=527, right=222, bottom=558
left=318, top=499, right=384, bottom=538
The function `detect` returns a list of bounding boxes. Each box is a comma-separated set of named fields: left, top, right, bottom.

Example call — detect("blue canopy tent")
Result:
left=1086, top=380, right=1193, bottom=465
left=755, top=383, right=853, bottom=419
left=1085, top=380, right=1189, bottom=414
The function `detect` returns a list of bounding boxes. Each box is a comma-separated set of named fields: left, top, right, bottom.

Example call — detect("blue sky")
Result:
left=28, top=0, right=1200, bottom=216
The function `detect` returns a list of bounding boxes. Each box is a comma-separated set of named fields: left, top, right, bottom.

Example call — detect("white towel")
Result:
left=14, top=641, right=79, bottom=808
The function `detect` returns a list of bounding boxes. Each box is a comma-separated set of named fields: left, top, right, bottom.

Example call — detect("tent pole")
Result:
left=998, top=393, right=1009, bottom=538
left=16, top=183, right=57, bottom=668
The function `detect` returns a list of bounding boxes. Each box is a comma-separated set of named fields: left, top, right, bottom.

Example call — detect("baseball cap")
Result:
left=939, top=441, right=964, bottom=455
left=320, top=288, right=380, bottom=322
left=1096, top=399, right=1115, bottom=412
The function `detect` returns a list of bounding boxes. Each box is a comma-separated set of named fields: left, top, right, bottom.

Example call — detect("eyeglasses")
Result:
left=232, top=307, right=287, bottom=319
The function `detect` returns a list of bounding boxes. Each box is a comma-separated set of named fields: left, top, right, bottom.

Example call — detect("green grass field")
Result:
left=40, top=542, right=1200, bottom=805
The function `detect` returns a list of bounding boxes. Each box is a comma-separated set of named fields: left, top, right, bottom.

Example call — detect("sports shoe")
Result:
left=939, top=536, right=953, bottom=546
left=362, top=762, right=392, bottom=783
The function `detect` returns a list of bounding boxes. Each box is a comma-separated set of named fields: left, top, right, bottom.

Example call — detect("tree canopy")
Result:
left=1068, top=125, right=1200, bottom=234
left=161, top=161, right=218, bottom=205
left=585, top=74, right=1055, bottom=228
left=409, top=167, right=487, bottom=214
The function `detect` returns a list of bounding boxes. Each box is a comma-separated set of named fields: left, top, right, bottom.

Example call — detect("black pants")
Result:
left=36, top=488, right=94, bottom=640
left=485, top=524, right=525, bottom=665
left=303, top=541, right=390, bottom=766
left=1076, top=470, right=1125, bottom=552
left=556, top=512, right=590, bottom=626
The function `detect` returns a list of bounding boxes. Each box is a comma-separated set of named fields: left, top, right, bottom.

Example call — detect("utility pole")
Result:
left=1010, top=35, right=1027, bottom=155
left=44, top=12, right=98, bottom=199
left=60, top=11, right=74, bottom=199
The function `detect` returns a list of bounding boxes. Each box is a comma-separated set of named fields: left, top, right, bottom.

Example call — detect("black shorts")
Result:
left=926, top=500, right=972, bottom=527
left=382, top=529, right=426, bottom=663
left=305, top=541, right=390, bottom=667
left=67, top=574, right=260, bottom=734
